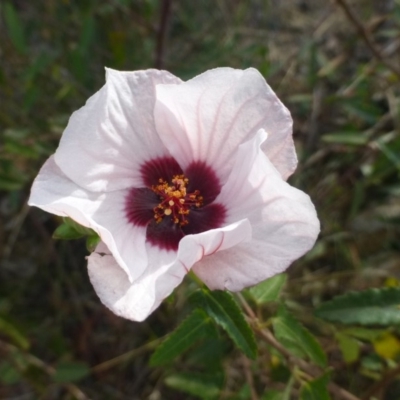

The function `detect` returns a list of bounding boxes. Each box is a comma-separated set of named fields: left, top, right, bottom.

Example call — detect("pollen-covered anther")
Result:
left=151, top=174, right=203, bottom=226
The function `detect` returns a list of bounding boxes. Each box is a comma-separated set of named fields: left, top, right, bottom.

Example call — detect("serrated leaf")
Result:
left=300, top=373, right=331, bottom=400
left=315, top=287, right=400, bottom=326
left=186, top=337, right=228, bottom=370
left=249, top=274, right=287, bottom=304
left=165, top=371, right=224, bottom=399
left=53, top=361, right=90, bottom=383
left=150, top=309, right=214, bottom=366
left=273, top=305, right=327, bottom=367
left=190, top=289, right=257, bottom=359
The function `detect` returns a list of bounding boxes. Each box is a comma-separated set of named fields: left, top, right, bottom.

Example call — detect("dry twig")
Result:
left=241, top=355, right=259, bottom=400
left=236, top=294, right=361, bottom=400
left=91, top=338, right=162, bottom=374
left=0, top=339, right=91, bottom=400
left=154, top=0, right=171, bottom=69
left=333, top=0, right=400, bottom=78
left=362, top=362, right=400, bottom=400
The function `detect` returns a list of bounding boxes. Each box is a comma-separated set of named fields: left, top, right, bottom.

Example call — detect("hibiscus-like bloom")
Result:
left=29, top=68, right=319, bottom=321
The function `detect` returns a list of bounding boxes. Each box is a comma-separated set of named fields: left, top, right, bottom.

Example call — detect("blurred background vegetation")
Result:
left=1, top=0, right=400, bottom=399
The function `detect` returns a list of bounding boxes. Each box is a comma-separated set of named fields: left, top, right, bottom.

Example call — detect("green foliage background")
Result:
left=1, top=0, right=400, bottom=399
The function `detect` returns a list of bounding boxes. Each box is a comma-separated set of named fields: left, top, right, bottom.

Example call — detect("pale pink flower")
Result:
left=28, top=68, right=319, bottom=321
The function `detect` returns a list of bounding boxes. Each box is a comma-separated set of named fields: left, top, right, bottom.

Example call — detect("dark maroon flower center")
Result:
left=125, top=157, right=226, bottom=251
left=151, top=175, right=203, bottom=227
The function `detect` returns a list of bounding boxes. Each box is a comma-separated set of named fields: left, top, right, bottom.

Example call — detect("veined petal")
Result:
left=154, top=67, right=296, bottom=184
left=216, top=129, right=317, bottom=226
left=28, top=156, right=148, bottom=282
left=87, top=219, right=252, bottom=321
left=54, top=69, right=182, bottom=192
left=192, top=217, right=318, bottom=292
left=88, top=245, right=177, bottom=322
left=192, top=130, right=320, bottom=291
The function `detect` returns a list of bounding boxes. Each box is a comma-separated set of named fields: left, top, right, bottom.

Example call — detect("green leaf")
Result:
left=342, top=101, right=381, bottom=124
left=150, top=309, right=214, bottom=366
left=165, top=371, right=224, bottom=399
left=53, top=217, right=96, bottom=240
left=0, top=362, right=21, bottom=385
left=282, top=375, right=296, bottom=400
left=3, top=2, right=27, bottom=54
left=262, top=390, right=286, bottom=400
left=315, top=287, right=400, bottom=326
left=64, top=217, right=96, bottom=234
left=300, top=374, right=331, bottom=400
left=77, top=15, right=96, bottom=54
left=86, top=234, right=100, bottom=252
left=4, top=140, right=41, bottom=159
left=53, top=223, right=85, bottom=240
left=336, top=333, right=360, bottom=364
left=375, top=138, right=400, bottom=170
left=190, top=289, right=257, bottom=359
left=53, top=361, right=90, bottom=383
left=273, top=305, right=327, bottom=367
left=186, top=337, right=228, bottom=369
left=262, top=374, right=294, bottom=400
left=231, top=384, right=251, bottom=400
left=0, top=317, right=29, bottom=350
left=342, top=327, right=383, bottom=342
left=0, top=171, right=26, bottom=191
left=249, top=274, right=287, bottom=304
left=23, top=53, right=54, bottom=84
left=321, top=132, right=368, bottom=146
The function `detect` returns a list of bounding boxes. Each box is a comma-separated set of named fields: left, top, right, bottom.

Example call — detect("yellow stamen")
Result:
left=151, top=174, right=203, bottom=226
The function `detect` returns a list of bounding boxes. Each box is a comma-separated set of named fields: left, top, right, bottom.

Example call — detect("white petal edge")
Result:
left=28, top=156, right=149, bottom=282
left=54, top=68, right=182, bottom=192
left=154, top=67, right=296, bottom=184
left=88, top=219, right=252, bottom=321
left=192, top=130, right=320, bottom=291
left=192, top=218, right=318, bottom=292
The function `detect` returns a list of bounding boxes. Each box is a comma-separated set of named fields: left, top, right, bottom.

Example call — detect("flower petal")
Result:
left=28, top=156, right=148, bottom=282
left=192, top=130, right=320, bottom=291
left=87, top=219, right=252, bottom=321
left=54, top=68, right=182, bottom=192
left=192, top=220, right=317, bottom=292
left=87, top=247, right=176, bottom=322
left=154, top=67, right=296, bottom=184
